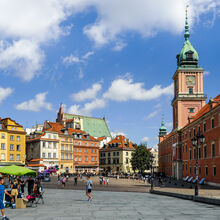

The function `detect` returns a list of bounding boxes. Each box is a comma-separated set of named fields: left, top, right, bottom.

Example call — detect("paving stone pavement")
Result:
left=5, top=189, right=220, bottom=220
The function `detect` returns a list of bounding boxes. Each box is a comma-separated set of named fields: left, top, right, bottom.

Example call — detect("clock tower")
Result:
left=172, top=9, right=206, bottom=130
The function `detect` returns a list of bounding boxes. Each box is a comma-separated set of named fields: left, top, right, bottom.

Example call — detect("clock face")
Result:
left=186, top=76, right=195, bottom=85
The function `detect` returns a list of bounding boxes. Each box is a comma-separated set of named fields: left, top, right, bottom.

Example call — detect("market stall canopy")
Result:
left=0, top=165, right=36, bottom=176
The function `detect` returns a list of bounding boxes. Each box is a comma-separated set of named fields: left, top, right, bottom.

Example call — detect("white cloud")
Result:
left=82, top=0, right=220, bottom=46
left=82, top=51, right=94, bottom=59
left=166, top=122, right=173, bottom=127
left=68, top=98, right=106, bottom=116
left=111, top=130, right=127, bottom=137
left=0, top=86, right=13, bottom=105
left=15, top=92, right=52, bottom=112
left=71, top=82, right=102, bottom=102
left=0, top=40, right=44, bottom=81
left=204, top=71, right=210, bottom=76
left=144, top=110, right=161, bottom=120
left=79, top=68, right=84, bottom=79
left=62, top=54, right=83, bottom=66
left=112, top=41, right=127, bottom=51
left=103, top=76, right=173, bottom=102
left=141, top=136, right=149, bottom=144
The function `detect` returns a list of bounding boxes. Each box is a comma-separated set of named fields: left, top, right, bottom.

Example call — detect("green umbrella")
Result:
left=0, top=165, right=36, bottom=177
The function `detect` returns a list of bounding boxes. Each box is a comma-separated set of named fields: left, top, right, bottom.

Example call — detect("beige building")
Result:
left=147, top=148, right=159, bottom=173
left=99, top=135, right=135, bottom=174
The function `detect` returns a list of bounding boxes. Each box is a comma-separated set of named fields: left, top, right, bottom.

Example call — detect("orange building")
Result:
left=158, top=10, right=220, bottom=185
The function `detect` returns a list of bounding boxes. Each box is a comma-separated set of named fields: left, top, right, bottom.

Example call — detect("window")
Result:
left=48, top=142, right=52, bottom=148
left=185, top=144, right=187, bottom=152
left=16, top=154, right=20, bottom=161
left=211, top=117, right=215, bottom=128
left=108, top=159, right=111, bottom=164
left=1, top=133, right=5, bottom=139
left=48, top=153, right=51, bottom=158
left=61, top=164, right=63, bottom=169
left=193, top=148, right=196, bottom=159
left=189, top=149, right=192, bottom=160
left=91, top=149, right=94, bottom=153
left=10, top=144, right=14, bottom=151
left=75, top=157, right=77, bottom=161
left=61, top=144, right=64, bottom=150
left=95, top=149, right=97, bottom=153
left=203, top=145, right=207, bottom=158
left=189, top=130, right=191, bottom=138
left=85, top=149, right=88, bottom=153
left=126, top=158, right=129, bottom=164
left=185, top=164, right=187, bottom=171
left=1, top=153, right=5, bottom=160
left=126, top=152, right=128, bottom=156
left=15, top=127, right=17, bottom=131
left=54, top=135, right=56, bottom=139
left=211, top=142, right=215, bottom=157
left=70, top=146, right=72, bottom=151
left=48, top=134, right=51, bottom=139
left=198, top=146, right=201, bottom=159
left=108, top=153, right=110, bottom=157
left=65, top=145, right=68, bottom=150
left=10, top=154, right=14, bottom=161
left=61, top=138, right=64, bottom=141
left=61, top=153, right=64, bottom=159
left=42, top=153, right=46, bottom=158
left=75, top=148, right=77, bottom=153
left=16, top=145, right=21, bottom=151
left=17, top=136, right=20, bottom=141
left=79, top=156, right=81, bottom=161
left=53, top=143, right=57, bottom=149
left=70, top=154, right=72, bottom=159
left=43, top=142, right=46, bottom=148
left=95, top=157, right=97, bottom=161
left=10, top=135, right=14, bottom=141
left=11, top=127, right=13, bottom=130
left=213, top=165, right=216, bottom=176
left=91, top=157, right=94, bottom=161
left=85, top=142, right=88, bottom=146
left=75, top=142, right=77, bottom=145
left=113, top=152, right=115, bottom=156
left=66, top=138, right=68, bottom=142
left=188, top=108, right=194, bottom=113
left=65, top=154, right=68, bottom=159
left=117, top=152, right=119, bottom=156
left=79, top=149, right=81, bottom=153
left=189, top=167, right=192, bottom=174
left=205, top=166, right=208, bottom=176
left=188, top=87, right=193, bottom=94
left=203, top=122, right=206, bottom=132
left=78, top=142, right=81, bottom=146
left=53, top=153, right=56, bottom=158
left=1, top=143, right=5, bottom=150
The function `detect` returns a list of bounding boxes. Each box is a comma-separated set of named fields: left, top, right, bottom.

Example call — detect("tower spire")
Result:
left=184, top=5, right=190, bottom=41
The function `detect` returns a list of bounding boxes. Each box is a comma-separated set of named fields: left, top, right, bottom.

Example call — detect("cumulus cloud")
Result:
left=0, top=86, right=13, bottom=105
left=63, top=54, right=83, bottom=66
left=103, top=76, right=173, bottom=102
left=141, top=137, right=149, bottom=144
left=71, top=82, right=102, bottom=102
left=112, top=41, right=127, bottom=51
left=15, top=92, right=52, bottom=112
left=68, top=98, right=106, bottom=116
left=111, top=130, right=127, bottom=138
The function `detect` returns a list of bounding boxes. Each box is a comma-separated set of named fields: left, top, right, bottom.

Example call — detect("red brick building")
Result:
left=158, top=10, right=220, bottom=185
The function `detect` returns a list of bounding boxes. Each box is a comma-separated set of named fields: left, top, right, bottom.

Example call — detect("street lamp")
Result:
left=150, top=154, right=154, bottom=190
left=191, top=131, right=205, bottom=196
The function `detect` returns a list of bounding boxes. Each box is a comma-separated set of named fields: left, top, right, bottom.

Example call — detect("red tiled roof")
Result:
left=30, top=159, right=42, bottom=162
left=26, top=164, right=45, bottom=167
left=104, top=135, right=134, bottom=149
left=26, top=133, right=45, bottom=141
left=97, top=137, right=107, bottom=141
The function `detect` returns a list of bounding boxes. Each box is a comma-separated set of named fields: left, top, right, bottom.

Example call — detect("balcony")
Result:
left=172, top=93, right=207, bottom=103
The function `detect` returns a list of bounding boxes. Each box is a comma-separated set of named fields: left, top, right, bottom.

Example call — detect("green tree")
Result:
left=131, top=145, right=151, bottom=174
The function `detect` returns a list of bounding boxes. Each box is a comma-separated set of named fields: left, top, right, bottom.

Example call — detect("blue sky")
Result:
left=0, top=0, right=219, bottom=147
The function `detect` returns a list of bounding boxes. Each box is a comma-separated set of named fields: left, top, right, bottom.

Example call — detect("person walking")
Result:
left=20, top=178, right=25, bottom=194
left=61, top=176, right=66, bottom=188
left=74, top=175, right=78, bottom=186
left=106, top=177, right=109, bottom=185
left=0, top=177, right=13, bottom=220
left=86, top=176, right=92, bottom=202
left=26, top=176, right=35, bottom=195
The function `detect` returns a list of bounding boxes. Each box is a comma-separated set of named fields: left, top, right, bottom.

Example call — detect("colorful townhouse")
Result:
left=0, top=118, right=26, bottom=165
left=99, top=135, right=135, bottom=174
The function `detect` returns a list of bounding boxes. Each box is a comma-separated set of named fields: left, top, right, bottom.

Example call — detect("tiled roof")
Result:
left=64, top=113, right=111, bottom=138
left=103, top=135, right=134, bottom=150
left=26, top=133, right=45, bottom=141
left=26, top=164, right=44, bottom=167
left=97, top=137, right=107, bottom=141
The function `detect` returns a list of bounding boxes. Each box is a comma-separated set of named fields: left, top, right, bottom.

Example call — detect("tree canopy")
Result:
left=130, top=145, right=151, bottom=174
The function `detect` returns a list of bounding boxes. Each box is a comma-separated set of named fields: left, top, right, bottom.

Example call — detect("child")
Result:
left=86, top=176, right=92, bottom=202
left=0, top=177, right=13, bottom=220
left=106, top=178, right=109, bottom=185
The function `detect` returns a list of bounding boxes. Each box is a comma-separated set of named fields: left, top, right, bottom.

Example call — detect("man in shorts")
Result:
left=0, top=177, right=13, bottom=220
left=86, top=176, right=92, bottom=202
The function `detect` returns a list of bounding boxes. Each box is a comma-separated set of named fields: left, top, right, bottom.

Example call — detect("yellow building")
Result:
left=0, top=118, right=26, bottom=165
left=99, top=135, right=135, bottom=174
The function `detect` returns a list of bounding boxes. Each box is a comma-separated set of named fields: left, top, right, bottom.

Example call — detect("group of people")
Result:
left=99, top=176, right=109, bottom=185
left=0, top=176, right=42, bottom=220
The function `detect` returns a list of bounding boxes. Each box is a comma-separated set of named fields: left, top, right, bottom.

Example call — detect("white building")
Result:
left=25, top=124, right=44, bottom=135
left=26, top=130, right=59, bottom=171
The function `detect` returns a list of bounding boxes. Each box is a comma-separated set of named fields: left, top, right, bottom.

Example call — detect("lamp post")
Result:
left=191, top=131, right=205, bottom=196
left=150, top=154, right=154, bottom=190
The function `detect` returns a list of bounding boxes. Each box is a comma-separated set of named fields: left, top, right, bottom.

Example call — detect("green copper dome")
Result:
left=177, top=9, right=199, bottom=68
left=159, top=120, right=167, bottom=136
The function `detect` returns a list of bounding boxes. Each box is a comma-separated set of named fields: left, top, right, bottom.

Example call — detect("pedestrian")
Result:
left=11, top=179, right=20, bottom=202
left=26, top=176, right=35, bottom=195
left=20, top=178, right=25, bottom=194
left=0, top=177, right=13, bottom=220
left=61, top=176, right=66, bottom=188
left=86, top=176, right=92, bottom=202
left=57, top=174, right=60, bottom=183
left=74, top=175, right=77, bottom=186
left=106, top=178, right=109, bottom=185
left=103, top=177, right=106, bottom=185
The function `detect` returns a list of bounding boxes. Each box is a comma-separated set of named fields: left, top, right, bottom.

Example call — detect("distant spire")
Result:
left=184, top=5, right=190, bottom=41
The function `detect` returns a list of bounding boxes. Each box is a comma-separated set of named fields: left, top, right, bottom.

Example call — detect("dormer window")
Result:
left=186, top=51, right=193, bottom=60
left=188, top=87, right=193, bottom=94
